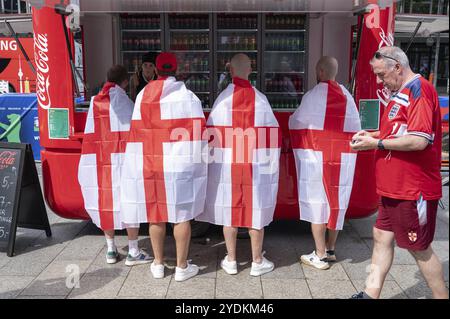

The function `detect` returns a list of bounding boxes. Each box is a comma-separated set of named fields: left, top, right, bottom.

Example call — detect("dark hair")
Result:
left=107, top=65, right=128, bottom=85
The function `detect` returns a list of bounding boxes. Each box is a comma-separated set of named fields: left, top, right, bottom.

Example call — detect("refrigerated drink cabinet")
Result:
left=31, top=0, right=394, bottom=224
left=119, top=13, right=307, bottom=110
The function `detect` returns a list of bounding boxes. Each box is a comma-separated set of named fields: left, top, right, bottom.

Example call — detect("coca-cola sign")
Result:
left=0, top=151, right=17, bottom=170
left=34, top=32, right=51, bottom=110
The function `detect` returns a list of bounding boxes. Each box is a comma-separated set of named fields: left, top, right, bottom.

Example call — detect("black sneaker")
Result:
left=326, top=250, right=336, bottom=262
left=350, top=291, right=373, bottom=299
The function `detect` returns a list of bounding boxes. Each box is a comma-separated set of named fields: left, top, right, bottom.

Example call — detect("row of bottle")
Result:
left=217, top=16, right=257, bottom=29
left=218, top=56, right=257, bottom=71
left=180, top=56, right=209, bottom=72
left=218, top=35, right=257, bottom=51
left=265, top=76, right=303, bottom=93
left=122, top=36, right=161, bottom=51
left=171, top=34, right=209, bottom=50
left=266, top=15, right=305, bottom=29
left=270, top=98, right=300, bottom=109
left=185, top=76, right=210, bottom=92
left=265, top=35, right=304, bottom=51
left=170, top=16, right=209, bottom=29
left=121, top=16, right=160, bottom=30
left=120, top=14, right=304, bottom=30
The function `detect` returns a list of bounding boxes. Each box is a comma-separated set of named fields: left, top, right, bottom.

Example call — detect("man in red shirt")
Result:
left=350, top=46, right=448, bottom=299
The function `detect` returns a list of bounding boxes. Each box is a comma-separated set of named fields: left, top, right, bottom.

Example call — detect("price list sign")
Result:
left=0, top=142, right=51, bottom=256
left=0, top=148, right=22, bottom=248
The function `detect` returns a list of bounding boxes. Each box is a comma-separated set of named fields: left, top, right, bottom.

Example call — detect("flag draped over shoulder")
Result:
left=120, top=76, right=207, bottom=224
left=289, top=81, right=361, bottom=230
left=78, top=82, right=134, bottom=230
left=196, top=77, right=281, bottom=230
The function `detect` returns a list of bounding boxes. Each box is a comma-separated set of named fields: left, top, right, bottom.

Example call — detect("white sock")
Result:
left=128, top=239, right=139, bottom=257
left=106, top=238, right=116, bottom=252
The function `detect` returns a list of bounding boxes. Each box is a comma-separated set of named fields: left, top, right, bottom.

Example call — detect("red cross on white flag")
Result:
left=78, top=82, right=134, bottom=230
left=120, top=77, right=207, bottom=224
left=196, top=78, right=281, bottom=230
left=289, top=81, right=361, bottom=230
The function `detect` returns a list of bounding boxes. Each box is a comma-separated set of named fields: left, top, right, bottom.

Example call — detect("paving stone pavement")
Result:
left=0, top=165, right=448, bottom=299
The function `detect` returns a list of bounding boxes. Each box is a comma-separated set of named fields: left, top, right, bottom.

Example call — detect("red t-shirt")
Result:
left=376, top=75, right=442, bottom=200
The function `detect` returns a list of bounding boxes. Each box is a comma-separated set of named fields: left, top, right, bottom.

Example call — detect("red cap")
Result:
left=156, top=52, right=177, bottom=72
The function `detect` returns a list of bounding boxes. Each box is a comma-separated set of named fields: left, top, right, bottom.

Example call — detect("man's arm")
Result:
left=350, top=133, right=429, bottom=152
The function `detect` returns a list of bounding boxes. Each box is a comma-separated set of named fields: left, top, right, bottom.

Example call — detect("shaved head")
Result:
left=316, top=56, right=338, bottom=82
left=230, top=53, right=252, bottom=80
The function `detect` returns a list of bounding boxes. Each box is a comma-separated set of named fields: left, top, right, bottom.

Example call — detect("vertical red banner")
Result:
left=347, top=2, right=396, bottom=218
left=32, top=0, right=78, bottom=149
left=354, top=2, right=396, bottom=107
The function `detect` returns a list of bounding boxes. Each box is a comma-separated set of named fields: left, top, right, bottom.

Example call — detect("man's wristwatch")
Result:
left=377, top=139, right=385, bottom=150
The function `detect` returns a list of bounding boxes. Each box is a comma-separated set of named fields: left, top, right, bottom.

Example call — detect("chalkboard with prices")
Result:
left=0, top=142, right=51, bottom=257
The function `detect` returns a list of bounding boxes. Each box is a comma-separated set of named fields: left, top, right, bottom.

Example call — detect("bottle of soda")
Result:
left=243, top=37, right=249, bottom=50
left=279, top=38, right=285, bottom=51
left=267, top=16, right=272, bottom=29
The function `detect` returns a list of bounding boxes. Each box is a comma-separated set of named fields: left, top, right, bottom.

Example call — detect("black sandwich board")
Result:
left=0, top=142, right=51, bottom=257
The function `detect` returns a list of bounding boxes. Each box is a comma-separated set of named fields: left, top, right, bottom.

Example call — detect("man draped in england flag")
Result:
left=120, top=53, right=207, bottom=282
left=78, top=65, right=151, bottom=266
left=289, top=56, right=361, bottom=270
left=196, top=54, right=281, bottom=277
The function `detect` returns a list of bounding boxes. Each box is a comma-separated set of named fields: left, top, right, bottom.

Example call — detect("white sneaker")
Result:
left=250, top=256, right=274, bottom=276
left=300, top=251, right=330, bottom=270
left=221, top=255, right=238, bottom=275
left=125, top=249, right=152, bottom=266
left=150, top=262, right=165, bottom=279
left=174, top=262, right=199, bottom=282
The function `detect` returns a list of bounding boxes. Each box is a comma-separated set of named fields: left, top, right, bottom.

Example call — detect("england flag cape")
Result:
left=78, top=82, right=134, bottom=230
left=120, top=76, right=207, bottom=224
left=196, top=77, right=281, bottom=230
left=289, top=81, right=361, bottom=230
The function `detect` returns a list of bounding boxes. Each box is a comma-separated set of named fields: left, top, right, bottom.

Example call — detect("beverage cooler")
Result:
left=118, top=13, right=307, bottom=110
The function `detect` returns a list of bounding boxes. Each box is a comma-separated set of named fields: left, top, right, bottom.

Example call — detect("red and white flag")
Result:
left=289, top=81, right=361, bottom=230
left=196, top=78, right=281, bottom=230
left=120, top=76, right=207, bottom=224
left=78, top=82, right=135, bottom=230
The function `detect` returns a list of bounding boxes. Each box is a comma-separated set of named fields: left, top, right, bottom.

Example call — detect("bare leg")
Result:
left=173, top=221, right=191, bottom=269
left=223, top=226, right=238, bottom=261
left=409, top=246, right=449, bottom=299
left=126, top=227, right=139, bottom=240
left=104, top=230, right=115, bottom=240
left=326, top=229, right=339, bottom=251
left=149, top=223, right=166, bottom=265
left=311, top=223, right=327, bottom=258
left=364, top=227, right=395, bottom=299
left=249, top=228, right=264, bottom=264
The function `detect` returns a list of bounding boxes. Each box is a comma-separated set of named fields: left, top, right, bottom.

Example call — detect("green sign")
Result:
left=359, top=99, right=380, bottom=131
left=48, top=108, right=69, bottom=139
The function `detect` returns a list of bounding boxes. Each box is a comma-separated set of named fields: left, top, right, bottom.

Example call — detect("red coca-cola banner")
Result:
left=32, top=0, right=79, bottom=149
left=354, top=1, right=396, bottom=107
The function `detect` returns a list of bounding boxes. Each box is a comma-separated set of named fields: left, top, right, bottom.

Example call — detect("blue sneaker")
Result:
left=125, top=250, right=152, bottom=266
left=106, top=250, right=120, bottom=264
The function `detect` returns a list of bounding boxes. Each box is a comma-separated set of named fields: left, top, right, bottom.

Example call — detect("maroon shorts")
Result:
left=375, top=196, right=438, bottom=251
